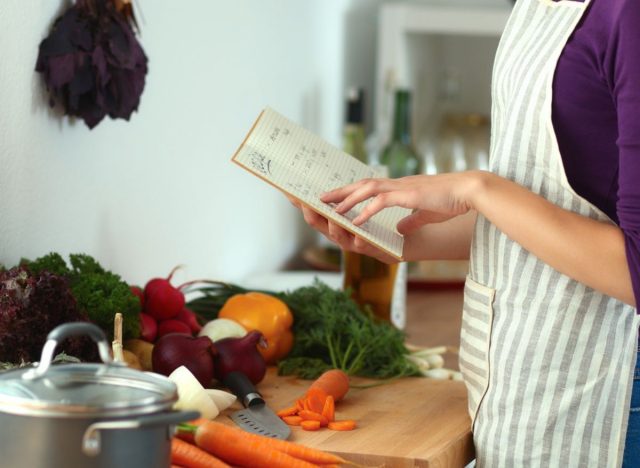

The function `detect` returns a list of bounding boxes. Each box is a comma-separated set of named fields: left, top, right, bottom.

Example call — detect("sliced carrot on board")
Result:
left=321, top=395, right=335, bottom=422
left=328, top=420, right=357, bottom=431
left=295, top=398, right=306, bottom=411
left=298, top=410, right=329, bottom=426
left=276, top=406, right=299, bottom=417
left=282, top=415, right=303, bottom=426
left=300, top=420, right=321, bottom=431
left=305, top=388, right=327, bottom=413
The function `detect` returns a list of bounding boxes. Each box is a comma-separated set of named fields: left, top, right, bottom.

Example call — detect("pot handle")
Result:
left=82, top=410, right=200, bottom=456
left=23, top=322, right=113, bottom=380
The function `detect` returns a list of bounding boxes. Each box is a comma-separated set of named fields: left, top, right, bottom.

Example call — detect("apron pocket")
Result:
left=459, top=275, right=495, bottom=425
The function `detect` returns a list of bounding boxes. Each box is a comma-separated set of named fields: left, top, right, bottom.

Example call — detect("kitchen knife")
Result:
left=223, top=371, right=291, bottom=440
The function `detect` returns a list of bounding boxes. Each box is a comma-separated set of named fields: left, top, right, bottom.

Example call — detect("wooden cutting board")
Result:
left=215, top=368, right=474, bottom=468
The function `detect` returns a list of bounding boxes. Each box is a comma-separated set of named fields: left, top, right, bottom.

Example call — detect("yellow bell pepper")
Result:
left=218, top=292, right=293, bottom=364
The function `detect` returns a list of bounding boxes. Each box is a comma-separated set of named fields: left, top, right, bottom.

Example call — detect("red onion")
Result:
left=152, top=334, right=216, bottom=387
left=213, top=331, right=267, bottom=385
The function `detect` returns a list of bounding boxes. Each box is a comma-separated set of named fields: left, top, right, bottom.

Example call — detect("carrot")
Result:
left=306, top=369, right=350, bottom=402
left=194, top=422, right=316, bottom=468
left=176, top=417, right=210, bottom=444
left=282, top=415, right=303, bottom=425
left=300, top=420, right=321, bottom=431
left=186, top=421, right=349, bottom=466
left=298, top=410, right=329, bottom=426
left=295, top=398, right=306, bottom=411
left=276, top=405, right=299, bottom=417
left=328, top=420, right=357, bottom=431
left=171, top=438, right=230, bottom=468
left=321, top=395, right=335, bottom=422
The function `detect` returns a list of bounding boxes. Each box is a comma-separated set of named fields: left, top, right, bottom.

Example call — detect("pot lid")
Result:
left=0, top=323, right=177, bottom=418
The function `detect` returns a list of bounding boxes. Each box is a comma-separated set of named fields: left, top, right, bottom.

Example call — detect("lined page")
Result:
left=232, top=108, right=410, bottom=260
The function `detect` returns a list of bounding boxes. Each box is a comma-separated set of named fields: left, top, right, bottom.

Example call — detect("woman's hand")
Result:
left=286, top=196, right=400, bottom=264
left=321, top=173, right=479, bottom=235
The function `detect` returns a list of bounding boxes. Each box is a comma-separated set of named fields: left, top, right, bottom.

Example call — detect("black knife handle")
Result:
left=223, top=371, right=265, bottom=408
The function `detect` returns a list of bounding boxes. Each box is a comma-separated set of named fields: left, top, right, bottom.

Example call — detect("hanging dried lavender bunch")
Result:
left=35, top=0, right=148, bottom=129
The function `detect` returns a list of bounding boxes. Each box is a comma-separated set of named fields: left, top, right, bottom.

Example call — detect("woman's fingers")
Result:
left=352, top=189, right=417, bottom=225
left=300, top=205, right=329, bottom=234
left=321, top=178, right=395, bottom=206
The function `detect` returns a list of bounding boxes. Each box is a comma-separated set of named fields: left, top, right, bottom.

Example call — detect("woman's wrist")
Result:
left=462, top=170, right=494, bottom=213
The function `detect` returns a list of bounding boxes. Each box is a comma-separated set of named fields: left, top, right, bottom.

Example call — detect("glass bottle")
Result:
left=343, top=89, right=419, bottom=329
left=380, top=89, right=421, bottom=178
left=342, top=88, right=399, bottom=326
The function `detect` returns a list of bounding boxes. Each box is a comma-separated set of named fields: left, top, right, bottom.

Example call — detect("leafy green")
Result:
left=278, top=280, right=419, bottom=380
left=23, top=253, right=140, bottom=340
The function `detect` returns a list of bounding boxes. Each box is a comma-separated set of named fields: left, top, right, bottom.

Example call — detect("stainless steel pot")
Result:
left=0, top=322, right=199, bottom=468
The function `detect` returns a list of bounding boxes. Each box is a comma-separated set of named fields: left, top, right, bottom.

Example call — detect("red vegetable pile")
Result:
left=132, top=266, right=201, bottom=344
left=138, top=267, right=267, bottom=388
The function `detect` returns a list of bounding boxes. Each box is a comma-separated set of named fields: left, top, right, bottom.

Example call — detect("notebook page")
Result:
left=232, top=108, right=410, bottom=260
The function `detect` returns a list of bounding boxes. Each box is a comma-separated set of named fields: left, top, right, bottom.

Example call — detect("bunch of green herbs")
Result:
left=23, top=253, right=140, bottom=339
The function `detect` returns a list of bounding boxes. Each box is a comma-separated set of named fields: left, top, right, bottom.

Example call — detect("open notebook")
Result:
left=231, top=108, right=410, bottom=260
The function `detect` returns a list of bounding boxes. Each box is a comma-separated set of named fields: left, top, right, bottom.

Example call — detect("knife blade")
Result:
left=223, top=371, right=291, bottom=440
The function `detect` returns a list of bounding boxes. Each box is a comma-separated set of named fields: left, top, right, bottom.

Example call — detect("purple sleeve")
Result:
left=609, top=1, right=640, bottom=307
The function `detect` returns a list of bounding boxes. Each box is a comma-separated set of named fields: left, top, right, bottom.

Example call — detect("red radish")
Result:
left=157, top=319, right=192, bottom=338
left=130, top=285, right=145, bottom=309
left=140, top=312, right=158, bottom=342
left=176, top=307, right=202, bottom=334
left=144, top=267, right=185, bottom=320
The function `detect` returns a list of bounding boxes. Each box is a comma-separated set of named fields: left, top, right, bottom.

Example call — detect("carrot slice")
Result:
left=321, top=395, right=335, bottom=422
left=300, top=420, right=321, bottom=431
left=328, top=420, right=357, bottom=431
left=276, top=406, right=299, bottom=417
left=295, top=398, right=306, bottom=411
left=282, top=415, right=303, bottom=426
left=298, top=410, right=329, bottom=426
left=305, top=388, right=327, bottom=413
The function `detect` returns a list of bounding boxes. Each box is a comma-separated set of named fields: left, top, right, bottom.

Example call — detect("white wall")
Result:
left=0, top=0, right=358, bottom=285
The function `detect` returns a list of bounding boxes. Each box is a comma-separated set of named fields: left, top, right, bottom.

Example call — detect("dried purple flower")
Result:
left=35, top=0, right=148, bottom=129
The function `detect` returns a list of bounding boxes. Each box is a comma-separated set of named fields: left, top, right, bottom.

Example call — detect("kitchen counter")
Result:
left=216, top=286, right=472, bottom=467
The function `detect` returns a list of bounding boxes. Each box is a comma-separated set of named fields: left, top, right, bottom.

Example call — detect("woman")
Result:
left=291, top=0, right=640, bottom=466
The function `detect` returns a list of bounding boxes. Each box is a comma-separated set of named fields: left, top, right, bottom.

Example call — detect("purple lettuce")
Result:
left=35, top=0, right=148, bottom=129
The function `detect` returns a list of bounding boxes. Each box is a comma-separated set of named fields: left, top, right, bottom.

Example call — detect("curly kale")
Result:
left=23, top=253, right=140, bottom=340
left=0, top=266, right=99, bottom=363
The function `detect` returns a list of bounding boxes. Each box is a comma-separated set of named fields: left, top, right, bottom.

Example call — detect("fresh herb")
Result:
left=23, top=253, right=140, bottom=340
left=278, top=280, right=419, bottom=380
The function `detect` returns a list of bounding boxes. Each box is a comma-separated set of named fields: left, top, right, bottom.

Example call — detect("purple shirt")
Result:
left=552, top=0, right=640, bottom=308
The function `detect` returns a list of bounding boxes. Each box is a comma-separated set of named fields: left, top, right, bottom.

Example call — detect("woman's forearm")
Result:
left=404, top=211, right=476, bottom=262
left=470, top=171, right=635, bottom=306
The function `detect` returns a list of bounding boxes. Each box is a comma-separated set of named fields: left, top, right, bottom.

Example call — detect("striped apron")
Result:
left=459, top=0, right=640, bottom=466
